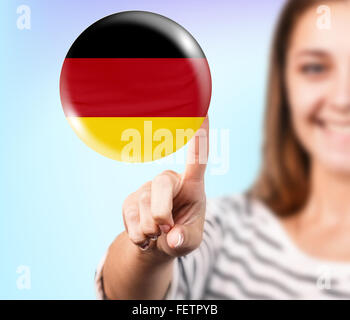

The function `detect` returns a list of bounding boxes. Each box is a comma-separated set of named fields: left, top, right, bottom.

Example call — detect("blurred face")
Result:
left=286, top=1, right=350, bottom=174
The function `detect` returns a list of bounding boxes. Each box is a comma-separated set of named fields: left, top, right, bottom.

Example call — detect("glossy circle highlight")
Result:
left=60, top=11, right=212, bottom=162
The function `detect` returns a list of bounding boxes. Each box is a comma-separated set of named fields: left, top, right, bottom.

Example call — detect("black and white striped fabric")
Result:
left=95, top=193, right=350, bottom=300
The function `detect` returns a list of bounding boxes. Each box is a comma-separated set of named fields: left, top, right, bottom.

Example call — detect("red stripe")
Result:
left=60, top=58, right=211, bottom=117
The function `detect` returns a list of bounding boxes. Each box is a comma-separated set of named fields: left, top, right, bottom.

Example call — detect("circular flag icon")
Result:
left=60, top=11, right=212, bottom=162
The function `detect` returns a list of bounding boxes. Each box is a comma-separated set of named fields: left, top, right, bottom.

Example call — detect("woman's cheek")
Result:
left=288, top=78, right=330, bottom=163
left=291, top=77, right=325, bottom=115
left=289, top=80, right=319, bottom=135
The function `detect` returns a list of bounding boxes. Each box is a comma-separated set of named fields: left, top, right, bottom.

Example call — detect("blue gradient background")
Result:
left=0, top=0, right=285, bottom=299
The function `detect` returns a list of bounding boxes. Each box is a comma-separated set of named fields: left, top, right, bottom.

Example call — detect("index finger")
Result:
left=184, top=115, right=209, bottom=181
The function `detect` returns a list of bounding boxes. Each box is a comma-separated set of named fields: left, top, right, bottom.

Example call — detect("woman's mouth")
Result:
left=315, top=118, right=350, bottom=147
left=324, top=121, right=350, bottom=134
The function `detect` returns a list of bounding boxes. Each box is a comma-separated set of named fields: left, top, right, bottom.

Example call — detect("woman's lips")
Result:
left=325, top=122, right=350, bottom=134
left=316, top=119, right=350, bottom=147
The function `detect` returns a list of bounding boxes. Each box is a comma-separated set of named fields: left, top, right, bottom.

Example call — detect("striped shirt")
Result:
left=95, top=193, right=350, bottom=300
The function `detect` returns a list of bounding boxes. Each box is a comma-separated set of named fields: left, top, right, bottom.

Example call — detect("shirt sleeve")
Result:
left=94, top=198, right=224, bottom=300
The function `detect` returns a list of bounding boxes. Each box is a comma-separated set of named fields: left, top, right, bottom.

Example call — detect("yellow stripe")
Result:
left=67, top=117, right=205, bottom=162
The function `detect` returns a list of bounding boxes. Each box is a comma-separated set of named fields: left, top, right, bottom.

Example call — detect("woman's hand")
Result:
left=122, top=117, right=209, bottom=258
left=102, top=117, right=209, bottom=299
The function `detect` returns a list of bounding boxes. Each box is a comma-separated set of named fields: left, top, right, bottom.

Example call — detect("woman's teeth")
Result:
left=325, top=122, right=350, bottom=134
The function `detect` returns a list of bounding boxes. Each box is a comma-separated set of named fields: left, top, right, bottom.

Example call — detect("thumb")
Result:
left=166, top=223, right=202, bottom=255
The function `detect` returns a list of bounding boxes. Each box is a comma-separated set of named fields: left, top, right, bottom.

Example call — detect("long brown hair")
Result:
left=249, top=0, right=343, bottom=215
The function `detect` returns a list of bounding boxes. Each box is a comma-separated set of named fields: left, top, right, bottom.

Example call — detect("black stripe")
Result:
left=221, top=247, right=298, bottom=297
left=221, top=196, right=244, bottom=216
left=212, top=267, right=276, bottom=300
left=213, top=215, right=226, bottom=237
left=216, top=195, right=269, bottom=225
left=192, top=257, right=197, bottom=284
left=217, top=206, right=283, bottom=252
left=201, top=219, right=225, bottom=299
left=199, top=236, right=215, bottom=276
left=254, top=228, right=283, bottom=251
left=201, top=232, right=213, bottom=259
left=203, top=219, right=217, bottom=239
left=205, top=217, right=215, bottom=229
left=206, top=198, right=330, bottom=289
left=203, top=227, right=214, bottom=243
left=67, top=11, right=205, bottom=58
left=178, top=257, right=191, bottom=300
left=227, top=226, right=318, bottom=283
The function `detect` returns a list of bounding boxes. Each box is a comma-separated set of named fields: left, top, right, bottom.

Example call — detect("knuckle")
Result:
left=152, top=210, right=170, bottom=222
left=139, top=191, right=151, bottom=205
left=132, top=238, right=148, bottom=246
left=161, top=170, right=178, bottom=178
left=153, top=174, right=172, bottom=188
left=141, top=224, right=159, bottom=236
left=140, top=181, right=152, bottom=190
left=128, top=232, right=147, bottom=245
left=123, top=205, right=139, bottom=221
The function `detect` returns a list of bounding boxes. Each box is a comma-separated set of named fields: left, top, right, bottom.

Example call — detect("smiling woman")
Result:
left=96, top=0, right=350, bottom=300
left=251, top=0, right=350, bottom=217
left=286, top=6, right=350, bottom=174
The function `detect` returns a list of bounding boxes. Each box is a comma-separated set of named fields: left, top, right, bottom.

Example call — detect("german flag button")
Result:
left=60, top=11, right=212, bottom=162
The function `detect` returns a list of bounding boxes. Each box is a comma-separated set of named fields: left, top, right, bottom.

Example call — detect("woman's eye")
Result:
left=300, top=63, right=327, bottom=75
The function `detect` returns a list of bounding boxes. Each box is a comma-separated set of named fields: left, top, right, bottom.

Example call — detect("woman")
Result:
left=96, top=0, right=350, bottom=299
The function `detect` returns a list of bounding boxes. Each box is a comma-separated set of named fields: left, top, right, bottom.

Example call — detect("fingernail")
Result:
left=174, top=233, right=184, bottom=248
left=159, top=225, right=171, bottom=233
left=150, top=235, right=158, bottom=241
